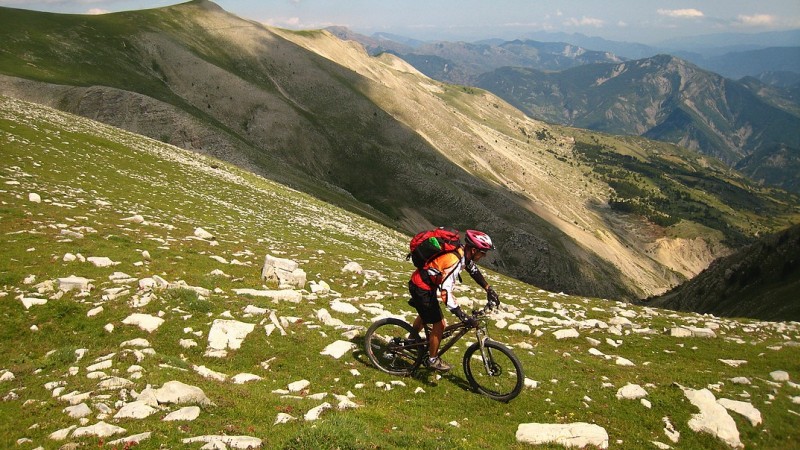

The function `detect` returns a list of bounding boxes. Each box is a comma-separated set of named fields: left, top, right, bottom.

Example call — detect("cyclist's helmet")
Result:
left=465, top=229, right=494, bottom=251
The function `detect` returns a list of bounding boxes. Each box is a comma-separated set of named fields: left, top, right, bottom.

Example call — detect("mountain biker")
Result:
left=408, top=229, right=500, bottom=372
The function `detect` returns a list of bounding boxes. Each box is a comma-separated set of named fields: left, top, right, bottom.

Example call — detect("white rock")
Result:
left=509, top=323, right=532, bottom=334
left=317, top=308, right=346, bottom=327
left=163, top=406, right=201, bottom=421
left=28, top=192, right=41, bottom=203
left=233, top=288, right=302, bottom=303
left=320, top=340, right=356, bottom=359
left=310, top=280, right=331, bottom=293
left=48, top=425, right=76, bottom=440
left=180, top=339, right=198, bottom=348
left=288, top=379, right=311, bottom=393
left=122, top=313, right=165, bottom=333
left=86, top=306, right=104, bottom=317
left=682, top=387, right=742, bottom=448
left=143, top=380, right=214, bottom=406
left=516, top=423, right=608, bottom=449
left=770, top=370, right=790, bottom=382
left=20, top=297, right=47, bottom=309
left=87, top=256, right=119, bottom=268
left=553, top=328, right=580, bottom=339
left=206, top=319, right=255, bottom=355
left=182, top=435, right=262, bottom=449
left=194, top=227, right=215, bottom=240
left=330, top=300, right=360, bottom=314
left=719, top=359, right=748, bottom=367
left=341, top=261, right=363, bottom=274
left=57, top=275, right=92, bottom=292
left=122, top=214, right=145, bottom=224
left=274, top=413, right=296, bottom=424
left=730, top=377, right=751, bottom=385
left=192, top=365, right=228, bottom=382
left=616, top=383, right=648, bottom=400
left=231, top=373, right=261, bottom=384
left=615, top=357, right=635, bottom=367
left=97, top=376, right=134, bottom=390
left=669, top=327, right=692, bottom=337
left=72, top=421, right=127, bottom=438
left=63, top=403, right=92, bottom=419
left=108, top=432, right=152, bottom=446
left=718, top=398, right=762, bottom=426
left=114, top=401, right=157, bottom=419
left=305, top=402, right=332, bottom=421
left=689, top=327, right=717, bottom=338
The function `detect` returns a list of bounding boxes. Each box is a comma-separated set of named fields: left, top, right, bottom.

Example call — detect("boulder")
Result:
left=262, top=255, right=306, bottom=289
left=682, top=387, right=742, bottom=448
left=516, top=422, right=608, bottom=448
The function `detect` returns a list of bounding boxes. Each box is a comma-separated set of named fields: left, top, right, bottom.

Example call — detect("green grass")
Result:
left=1, top=96, right=799, bottom=449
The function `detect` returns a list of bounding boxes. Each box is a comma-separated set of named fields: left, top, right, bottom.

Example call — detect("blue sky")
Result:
left=2, top=0, right=799, bottom=44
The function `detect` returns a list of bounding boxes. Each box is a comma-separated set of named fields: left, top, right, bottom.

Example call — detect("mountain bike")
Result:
left=364, top=301, right=524, bottom=402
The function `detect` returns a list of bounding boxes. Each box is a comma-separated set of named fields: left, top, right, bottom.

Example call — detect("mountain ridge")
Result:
left=1, top=0, right=797, bottom=301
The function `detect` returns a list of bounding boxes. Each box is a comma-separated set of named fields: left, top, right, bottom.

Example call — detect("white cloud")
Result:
left=563, top=16, right=604, bottom=28
left=736, top=14, right=775, bottom=26
left=657, top=8, right=704, bottom=19
left=86, top=8, right=109, bottom=14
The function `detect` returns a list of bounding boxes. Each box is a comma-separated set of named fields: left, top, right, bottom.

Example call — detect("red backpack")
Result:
left=407, top=227, right=462, bottom=269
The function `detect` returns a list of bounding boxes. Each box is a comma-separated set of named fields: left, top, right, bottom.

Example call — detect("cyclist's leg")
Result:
left=429, top=319, right=445, bottom=358
left=409, top=282, right=444, bottom=359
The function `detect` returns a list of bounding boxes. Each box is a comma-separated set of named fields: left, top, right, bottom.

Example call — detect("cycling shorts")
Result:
left=408, top=280, right=443, bottom=324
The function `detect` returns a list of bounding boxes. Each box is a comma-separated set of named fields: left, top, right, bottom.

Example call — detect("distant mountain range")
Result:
left=331, top=28, right=800, bottom=194
left=475, top=55, right=800, bottom=168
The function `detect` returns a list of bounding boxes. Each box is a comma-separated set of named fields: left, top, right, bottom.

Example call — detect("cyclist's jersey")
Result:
left=411, top=247, right=487, bottom=310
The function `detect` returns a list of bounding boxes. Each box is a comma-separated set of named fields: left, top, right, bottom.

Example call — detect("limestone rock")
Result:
left=516, top=422, right=608, bottom=448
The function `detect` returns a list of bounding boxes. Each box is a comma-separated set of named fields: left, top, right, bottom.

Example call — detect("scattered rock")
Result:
left=516, top=422, right=609, bottom=448
left=121, top=313, right=165, bottom=333
left=320, top=340, right=356, bottom=359
left=718, top=398, right=762, bottom=426
left=682, top=387, right=742, bottom=448
left=163, top=406, right=201, bottom=421
left=770, top=370, right=790, bottom=382
left=182, top=435, right=262, bottom=449
left=616, top=384, right=648, bottom=400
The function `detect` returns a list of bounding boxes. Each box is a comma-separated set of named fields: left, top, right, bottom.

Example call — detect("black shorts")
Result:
left=408, top=281, right=443, bottom=324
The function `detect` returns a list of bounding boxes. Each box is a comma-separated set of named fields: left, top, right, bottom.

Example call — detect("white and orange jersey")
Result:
left=410, top=247, right=487, bottom=310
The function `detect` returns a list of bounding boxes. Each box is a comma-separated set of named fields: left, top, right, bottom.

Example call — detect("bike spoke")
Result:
left=365, top=319, right=425, bottom=376
left=463, top=341, right=523, bottom=401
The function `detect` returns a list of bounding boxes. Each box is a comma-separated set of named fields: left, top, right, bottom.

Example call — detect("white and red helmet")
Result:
left=465, top=229, right=494, bottom=251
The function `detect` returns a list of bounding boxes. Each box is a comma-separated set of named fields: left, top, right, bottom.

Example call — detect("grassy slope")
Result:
left=1, top=98, right=799, bottom=449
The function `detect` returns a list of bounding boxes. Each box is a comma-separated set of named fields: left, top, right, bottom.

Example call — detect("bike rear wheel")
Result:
left=463, top=340, right=524, bottom=402
left=364, top=318, right=426, bottom=376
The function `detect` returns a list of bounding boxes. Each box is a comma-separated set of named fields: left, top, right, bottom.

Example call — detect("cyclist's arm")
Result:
left=465, top=259, right=490, bottom=290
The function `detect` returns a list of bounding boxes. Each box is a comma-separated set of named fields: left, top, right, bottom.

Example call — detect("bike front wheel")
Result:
left=463, top=340, right=524, bottom=402
left=364, top=318, right=426, bottom=376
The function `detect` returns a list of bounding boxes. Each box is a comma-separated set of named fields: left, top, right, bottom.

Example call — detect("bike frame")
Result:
left=421, top=311, right=490, bottom=362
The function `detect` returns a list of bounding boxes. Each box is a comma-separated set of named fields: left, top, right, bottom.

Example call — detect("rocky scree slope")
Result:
left=0, top=1, right=797, bottom=300
left=643, top=223, right=800, bottom=322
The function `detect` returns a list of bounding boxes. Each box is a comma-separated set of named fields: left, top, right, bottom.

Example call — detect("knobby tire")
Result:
left=364, top=317, right=425, bottom=376
left=463, top=340, right=524, bottom=402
